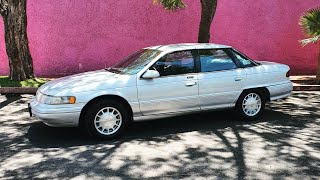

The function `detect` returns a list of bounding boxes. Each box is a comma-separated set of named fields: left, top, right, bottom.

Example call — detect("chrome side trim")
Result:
left=133, top=106, right=234, bottom=122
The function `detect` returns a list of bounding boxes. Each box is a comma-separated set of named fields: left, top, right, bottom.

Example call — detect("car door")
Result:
left=137, top=50, right=199, bottom=115
left=198, top=48, right=246, bottom=110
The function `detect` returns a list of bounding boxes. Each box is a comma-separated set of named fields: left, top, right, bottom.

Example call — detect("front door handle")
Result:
left=185, top=81, right=197, bottom=87
left=235, top=77, right=243, bottom=81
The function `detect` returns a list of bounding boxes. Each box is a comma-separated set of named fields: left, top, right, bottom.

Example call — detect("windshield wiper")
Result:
left=105, top=67, right=122, bottom=73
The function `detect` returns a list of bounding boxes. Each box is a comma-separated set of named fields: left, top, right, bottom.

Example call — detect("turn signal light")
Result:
left=69, top=96, right=76, bottom=104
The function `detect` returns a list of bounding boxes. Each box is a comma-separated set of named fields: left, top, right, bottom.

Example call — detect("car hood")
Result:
left=39, top=70, right=136, bottom=96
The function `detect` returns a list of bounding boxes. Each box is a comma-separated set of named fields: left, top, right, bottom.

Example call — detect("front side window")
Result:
left=151, top=50, right=196, bottom=76
left=199, top=49, right=237, bottom=72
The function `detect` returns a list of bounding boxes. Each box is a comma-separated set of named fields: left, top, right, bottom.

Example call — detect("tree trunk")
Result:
left=198, top=0, right=217, bottom=43
left=316, top=42, right=320, bottom=84
left=0, top=0, right=34, bottom=81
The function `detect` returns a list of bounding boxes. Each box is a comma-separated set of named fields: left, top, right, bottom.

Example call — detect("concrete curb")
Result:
left=293, top=85, right=320, bottom=91
left=290, top=76, right=320, bottom=91
left=290, top=75, right=315, bottom=81
left=0, top=87, right=37, bottom=95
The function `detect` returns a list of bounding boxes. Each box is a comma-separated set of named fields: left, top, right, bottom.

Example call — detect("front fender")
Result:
left=73, top=87, right=141, bottom=117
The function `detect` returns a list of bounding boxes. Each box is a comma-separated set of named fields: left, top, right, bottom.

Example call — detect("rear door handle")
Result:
left=185, top=81, right=197, bottom=87
left=235, top=77, right=242, bottom=81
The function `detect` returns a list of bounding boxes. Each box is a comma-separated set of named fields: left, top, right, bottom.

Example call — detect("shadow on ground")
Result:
left=25, top=109, right=286, bottom=148
left=0, top=95, right=22, bottom=109
left=0, top=92, right=319, bottom=179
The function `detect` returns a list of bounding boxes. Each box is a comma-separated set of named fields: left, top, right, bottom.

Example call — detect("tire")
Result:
left=235, top=90, right=266, bottom=121
left=83, top=99, right=130, bottom=139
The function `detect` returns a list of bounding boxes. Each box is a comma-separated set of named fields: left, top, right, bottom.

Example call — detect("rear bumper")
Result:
left=29, top=98, right=82, bottom=127
left=267, top=82, right=293, bottom=101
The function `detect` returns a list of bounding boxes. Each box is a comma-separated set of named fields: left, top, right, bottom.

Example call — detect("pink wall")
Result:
left=0, top=0, right=319, bottom=77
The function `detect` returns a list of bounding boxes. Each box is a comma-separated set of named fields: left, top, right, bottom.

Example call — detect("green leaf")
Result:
left=300, top=35, right=320, bottom=46
left=0, top=76, right=50, bottom=87
left=153, top=0, right=186, bottom=11
left=299, top=7, right=320, bottom=46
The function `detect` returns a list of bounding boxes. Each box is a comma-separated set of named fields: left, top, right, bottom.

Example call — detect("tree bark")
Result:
left=198, top=0, right=217, bottom=43
left=316, top=42, right=320, bottom=84
left=0, top=0, right=34, bottom=81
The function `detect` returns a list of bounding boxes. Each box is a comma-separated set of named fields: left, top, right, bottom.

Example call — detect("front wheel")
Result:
left=83, top=99, right=129, bottom=139
left=235, top=91, right=266, bottom=120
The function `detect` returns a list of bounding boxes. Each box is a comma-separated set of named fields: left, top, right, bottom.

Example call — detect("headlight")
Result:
left=43, top=95, right=76, bottom=105
left=36, top=92, right=76, bottom=105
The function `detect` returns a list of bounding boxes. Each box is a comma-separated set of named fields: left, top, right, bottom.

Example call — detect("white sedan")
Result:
left=29, top=43, right=293, bottom=139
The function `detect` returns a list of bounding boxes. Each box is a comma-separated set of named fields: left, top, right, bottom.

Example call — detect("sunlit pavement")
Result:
left=0, top=93, right=319, bottom=179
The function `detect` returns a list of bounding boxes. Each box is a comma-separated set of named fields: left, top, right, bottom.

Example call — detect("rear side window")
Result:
left=230, top=49, right=256, bottom=67
left=199, top=49, right=237, bottom=72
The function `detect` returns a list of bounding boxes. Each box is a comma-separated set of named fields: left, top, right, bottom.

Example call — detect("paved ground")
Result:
left=0, top=92, right=320, bottom=179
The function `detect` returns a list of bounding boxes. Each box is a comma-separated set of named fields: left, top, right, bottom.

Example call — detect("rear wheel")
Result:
left=83, top=99, right=129, bottom=139
left=236, top=90, right=265, bottom=120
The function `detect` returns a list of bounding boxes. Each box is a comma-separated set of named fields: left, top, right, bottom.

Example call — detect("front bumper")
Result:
left=29, top=97, right=84, bottom=127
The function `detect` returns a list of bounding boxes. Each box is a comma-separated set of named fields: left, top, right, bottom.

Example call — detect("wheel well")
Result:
left=242, top=87, right=270, bottom=101
left=79, top=95, right=133, bottom=127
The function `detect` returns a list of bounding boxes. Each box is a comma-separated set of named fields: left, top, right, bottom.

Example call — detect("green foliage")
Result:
left=299, top=7, right=320, bottom=46
left=0, top=76, right=50, bottom=87
left=300, top=35, right=320, bottom=46
left=153, top=0, right=186, bottom=11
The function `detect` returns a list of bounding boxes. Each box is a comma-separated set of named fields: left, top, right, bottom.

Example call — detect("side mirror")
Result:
left=142, top=70, right=160, bottom=79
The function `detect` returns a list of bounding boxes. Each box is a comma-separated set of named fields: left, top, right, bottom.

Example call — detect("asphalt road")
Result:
left=0, top=92, right=319, bottom=179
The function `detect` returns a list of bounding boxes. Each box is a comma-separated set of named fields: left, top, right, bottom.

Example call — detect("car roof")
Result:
left=146, top=43, right=232, bottom=52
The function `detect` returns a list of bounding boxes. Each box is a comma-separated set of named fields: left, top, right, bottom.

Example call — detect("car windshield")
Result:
left=108, top=49, right=161, bottom=75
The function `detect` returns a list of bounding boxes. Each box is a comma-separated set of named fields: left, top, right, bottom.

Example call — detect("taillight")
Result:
left=286, top=70, right=290, bottom=77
